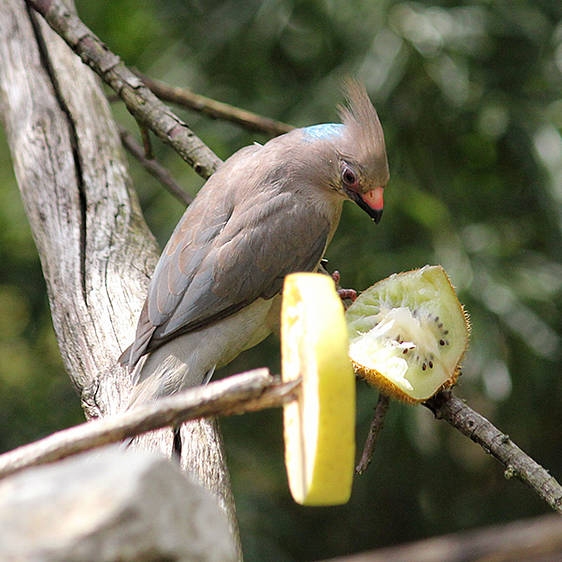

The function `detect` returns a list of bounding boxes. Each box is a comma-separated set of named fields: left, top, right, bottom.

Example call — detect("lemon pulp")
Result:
left=281, top=273, right=355, bottom=506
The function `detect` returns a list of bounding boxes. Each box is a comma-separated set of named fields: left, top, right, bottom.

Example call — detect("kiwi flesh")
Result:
left=346, top=265, right=470, bottom=403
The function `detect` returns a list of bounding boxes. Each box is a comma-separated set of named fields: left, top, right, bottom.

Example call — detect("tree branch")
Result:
left=137, top=72, right=294, bottom=137
left=425, top=390, right=562, bottom=514
left=0, top=369, right=298, bottom=480
left=27, top=0, right=221, bottom=179
left=0, top=1, right=240, bottom=550
left=333, top=514, right=562, bottom=562
left=356, top=393, right=390, bottom=475
left=118, top=125, right=193, bottom=206
left=11, top=0, right=562, bottom=525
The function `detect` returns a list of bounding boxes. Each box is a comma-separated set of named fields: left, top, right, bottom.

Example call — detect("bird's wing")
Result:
left=151, top=188, right=330, bottom=342
left=123, top=160, right=330, bottom=368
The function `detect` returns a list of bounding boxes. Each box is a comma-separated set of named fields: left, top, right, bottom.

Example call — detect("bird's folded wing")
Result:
left=151, top=188, right=330, bottom=341
left=124, top=177, right=330, bottom=368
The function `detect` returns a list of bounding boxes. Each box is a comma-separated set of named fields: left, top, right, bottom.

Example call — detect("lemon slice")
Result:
left=281, top=273, right=355, bottom=506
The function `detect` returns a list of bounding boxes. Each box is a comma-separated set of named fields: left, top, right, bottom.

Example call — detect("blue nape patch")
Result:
left=301, top=123, right=344, bottom=142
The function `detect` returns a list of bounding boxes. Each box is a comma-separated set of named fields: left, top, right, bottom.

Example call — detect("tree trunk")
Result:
left=0, top=0, right=239, bottom=552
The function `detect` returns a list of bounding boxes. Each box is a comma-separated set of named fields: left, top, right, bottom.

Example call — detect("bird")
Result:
left=120, top=81, right=389, bottom=407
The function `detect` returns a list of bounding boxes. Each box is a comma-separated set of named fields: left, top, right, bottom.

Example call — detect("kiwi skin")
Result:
left=352, top=361, right=462, bottom=404
left=348, top=266, right=470, bottom=404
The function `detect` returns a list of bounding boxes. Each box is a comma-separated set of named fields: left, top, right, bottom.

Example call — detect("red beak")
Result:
left=360, top=187, right=384, bottom=224
left=344, top=185, right=384, bottom=224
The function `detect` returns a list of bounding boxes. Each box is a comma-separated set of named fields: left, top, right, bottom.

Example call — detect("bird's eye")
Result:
left=341, top=165, right=358, bottom=187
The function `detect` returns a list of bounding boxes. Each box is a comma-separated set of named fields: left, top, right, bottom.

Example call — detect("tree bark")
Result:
left=0, top=0, right=240, bottom=551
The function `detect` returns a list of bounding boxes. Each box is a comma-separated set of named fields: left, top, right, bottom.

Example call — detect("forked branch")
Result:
left=424, top=390, right=562, bottom=514
left=355, top=387, right=561, bottom=514
left=137, top=72, right=294, bottom=137
left=0, top=365, right=560, bottom=514
left=27, top=0, right=221, bottom=179
left=20, top=0, right=562, bottom=518
left=118, top=125, right=193, bottom=206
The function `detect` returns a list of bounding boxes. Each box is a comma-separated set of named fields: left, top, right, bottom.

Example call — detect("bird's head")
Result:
left=298, top=81, right=389, bottom=223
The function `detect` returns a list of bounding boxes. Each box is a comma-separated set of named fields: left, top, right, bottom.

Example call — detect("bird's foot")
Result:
left=331, top=270, right=357, bottom=305
left=338, top=288, right=357, bottom=302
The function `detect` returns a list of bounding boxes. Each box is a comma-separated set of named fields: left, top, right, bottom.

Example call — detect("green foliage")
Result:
left=1, top=0, right=560, bottom=559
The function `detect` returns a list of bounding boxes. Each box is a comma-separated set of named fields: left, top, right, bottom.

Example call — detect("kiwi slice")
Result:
left=346, top=265, right=470, bottom=403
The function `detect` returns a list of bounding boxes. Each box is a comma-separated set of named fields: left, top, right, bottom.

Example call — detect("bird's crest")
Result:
left=338, top=80, right=389, bottom=184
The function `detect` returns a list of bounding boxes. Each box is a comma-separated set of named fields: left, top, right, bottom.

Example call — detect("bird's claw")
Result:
left=331, top=270, right=357, bottom=305
left=337, top=288, right=357, bottom=303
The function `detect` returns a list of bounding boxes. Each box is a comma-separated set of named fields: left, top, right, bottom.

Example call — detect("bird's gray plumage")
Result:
left=122, top=139, right=332, bottom=370
left=121, top=81, right=389, bottom=406
left=337, top=80, right=389, bottom=187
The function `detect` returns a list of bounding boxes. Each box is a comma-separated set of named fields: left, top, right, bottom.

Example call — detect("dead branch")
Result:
left=12, top=0, right=562, bottom=526
left=354, top=386, right=562, bottom=513
left=137, top=72, right=294, bottom=136
left=27, top=0, right=221, bottom=179
left=425, top=390, right=562, bottom=514
left=0, top=1, right=240, bottom=550
left=327, top=514, right=562, bottom=562
left=118, top=125, right=193, bottom=206
left=0, top=369, right=298, bottom=480
left=356, top=393, right=390, bottom=474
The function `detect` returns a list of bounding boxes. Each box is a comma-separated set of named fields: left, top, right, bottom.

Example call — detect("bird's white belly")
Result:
left=129, top=297, right=277, bottom=405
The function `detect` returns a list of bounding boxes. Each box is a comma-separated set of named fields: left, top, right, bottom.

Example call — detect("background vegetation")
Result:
left=1, top=1, right=560, bottom=559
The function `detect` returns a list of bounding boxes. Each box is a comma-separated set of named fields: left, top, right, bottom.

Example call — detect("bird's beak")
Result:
left=346, top=186, right=384, bottom=224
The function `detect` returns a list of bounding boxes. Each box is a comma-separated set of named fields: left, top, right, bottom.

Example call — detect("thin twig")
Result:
left=0, top=369, right=298, bottom=480
left=139, top=125, right=153, bottom=160
left=27, top=0, right=221, bottom=179
left=356, top=393, right=390, bottom=474
left=137, top=72, right=294, bottom=137
left=424, top=390, right=562, bottom=514
left=118, top=125, right=193, bottom=205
